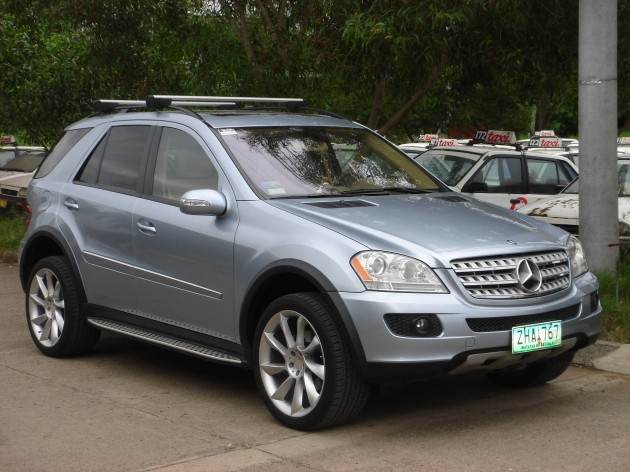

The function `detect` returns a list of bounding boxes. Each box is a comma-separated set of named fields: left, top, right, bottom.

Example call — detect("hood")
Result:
left=517, top=194, right=579, bottom=219
left=268, top=193, right=567, bottom=266
left=518, top=194, right=630, bottom=238
left=0, top=172, right=34, bottom=189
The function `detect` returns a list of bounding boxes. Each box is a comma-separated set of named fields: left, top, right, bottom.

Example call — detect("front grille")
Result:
left=451, top=251, right=570, bottom=299
left=0, top=188, right=18, bottom=197
left=466, top=304, right=581, bottom=332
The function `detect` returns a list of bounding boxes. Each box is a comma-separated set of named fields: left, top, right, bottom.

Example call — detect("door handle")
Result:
left=137, top=219, right=157, bottom=234
left=64, top=197, right=79, bottom=211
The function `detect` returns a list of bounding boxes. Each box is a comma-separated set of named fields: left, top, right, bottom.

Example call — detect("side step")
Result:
left=87, top=318, right=242, bottom=365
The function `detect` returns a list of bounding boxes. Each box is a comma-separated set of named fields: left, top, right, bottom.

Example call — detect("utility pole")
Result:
left=578, top=0, right=619, bottom=272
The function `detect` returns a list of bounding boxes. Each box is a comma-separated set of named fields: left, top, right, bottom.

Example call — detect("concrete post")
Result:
left=578, top=0, right=619, bottom=272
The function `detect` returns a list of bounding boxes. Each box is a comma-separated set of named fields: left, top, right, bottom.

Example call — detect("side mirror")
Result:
left=464, top=181, right=488, bottom=192
left=179, top=189, right=227, bottom=216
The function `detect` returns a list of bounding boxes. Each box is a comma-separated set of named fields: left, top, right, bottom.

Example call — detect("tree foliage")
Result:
left=0, top=0, right=628, bottom=144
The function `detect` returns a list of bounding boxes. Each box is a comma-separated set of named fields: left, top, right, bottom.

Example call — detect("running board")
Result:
left=87, top=318, right=242, bottom=365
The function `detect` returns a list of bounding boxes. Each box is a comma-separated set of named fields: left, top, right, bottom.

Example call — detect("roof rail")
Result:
left=93, top=98, right=237, bottom=113
left=149, top=95, right=306, bottom=108
left=92, top=95, right=307, bottom=116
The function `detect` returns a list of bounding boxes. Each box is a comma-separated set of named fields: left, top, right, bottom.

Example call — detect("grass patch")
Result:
left=0, top=213, right=24, bottom=251
left=596, top=247, right=630, bottom=343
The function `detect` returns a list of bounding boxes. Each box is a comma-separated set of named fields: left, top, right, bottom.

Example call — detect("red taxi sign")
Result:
left=534, top=130, right=556, bottom=137
left=529, top=136, right=562, bottom=148
left=474, top=130, right=516, bottom=145
left=417, top=134, right=438, bottom=142
left=0, top=135, right=17, bottom=145
left=430, top=138, right=458, bottom=146
left=618, top=137, right=630, bottom=145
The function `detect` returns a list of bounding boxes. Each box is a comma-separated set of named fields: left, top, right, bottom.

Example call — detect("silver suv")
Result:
left=19, top=95, right=601, bottom=430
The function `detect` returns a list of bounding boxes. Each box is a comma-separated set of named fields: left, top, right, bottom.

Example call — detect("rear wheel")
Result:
left=487, top=352, right=575, bottom=388
left=253, top=292, right=369, bottom=430
left=26, top=256, right=100, bottom=357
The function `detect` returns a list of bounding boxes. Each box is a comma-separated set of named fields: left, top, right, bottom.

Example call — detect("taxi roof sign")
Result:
left=473, top=130, right=517, bottom=145
left=417, top=134, right=439, bottom=142
left=529, top=136, right=563, bottom=148
left=534, top=130, right=556, bottom=137
left=430, top=138, right=458, bottom=147
left=618, top=137, right=630, bottom=145
left=0, top=135, right=17, bottom=145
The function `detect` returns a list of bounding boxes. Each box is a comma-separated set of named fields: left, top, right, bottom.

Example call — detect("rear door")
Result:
left=62, top=123, right=154, bottom=311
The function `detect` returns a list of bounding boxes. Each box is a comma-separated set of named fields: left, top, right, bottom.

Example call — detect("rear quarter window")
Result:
left=35, top=128, right=92, bottom=178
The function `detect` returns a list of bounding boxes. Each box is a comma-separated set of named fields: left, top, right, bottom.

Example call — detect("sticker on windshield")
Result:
left=261, top=181, right=287, bottom=195
left=219, top=128, right=238, bottom=135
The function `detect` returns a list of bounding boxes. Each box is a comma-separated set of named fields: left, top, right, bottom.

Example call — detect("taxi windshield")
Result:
left=0, top=151, right=46, bottom=172
left=221, top=127, right=444, bottom=198
left=413, top=151, right=477, bottom=186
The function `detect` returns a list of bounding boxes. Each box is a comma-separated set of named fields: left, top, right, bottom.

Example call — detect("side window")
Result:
left=467, top=157, right=523, bottom=193
left=527, top=158, right=572, bottom=194
left=77, top=125, right=152, bottom=192
left=152, top=127, right=218, bottom=201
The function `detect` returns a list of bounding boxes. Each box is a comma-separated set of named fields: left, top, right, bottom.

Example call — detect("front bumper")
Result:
left=336, top=272, right=601, bottom=382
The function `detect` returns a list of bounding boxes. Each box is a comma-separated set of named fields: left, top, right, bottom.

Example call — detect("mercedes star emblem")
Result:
left=516, top=258, right=543, bottom=292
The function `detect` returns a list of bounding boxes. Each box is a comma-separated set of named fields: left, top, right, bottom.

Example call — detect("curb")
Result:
left=573, top=340, right=630, bottom=375
left=2, top=250, right=18, bottom=264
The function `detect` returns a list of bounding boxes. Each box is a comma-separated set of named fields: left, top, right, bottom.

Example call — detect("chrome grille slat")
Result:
left=452, top=250, right=570, bottom=299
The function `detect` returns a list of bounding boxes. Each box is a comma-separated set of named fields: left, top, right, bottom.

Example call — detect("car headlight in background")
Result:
left=568, top=235, right=588, bottom=278
left=351, top=251, right=448, bottom=293
left=18, top=187, right=28, bottom=198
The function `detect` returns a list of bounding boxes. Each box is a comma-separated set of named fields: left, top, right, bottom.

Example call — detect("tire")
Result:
left=26, top=256, right=100, bottom=357
left=487, top=352, right=575, bottom=388
left=253, top=292, right=369, bottom=430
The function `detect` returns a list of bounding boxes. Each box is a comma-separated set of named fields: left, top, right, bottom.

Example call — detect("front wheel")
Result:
left=26, top=256, right=100, bottom=357
left=487, top=352, right=575, bottom=388
left=253, top=293, right=369, bottom=430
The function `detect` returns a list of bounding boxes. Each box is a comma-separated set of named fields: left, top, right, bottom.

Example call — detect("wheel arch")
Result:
left=239, top=260, right=366, bottom=367
left=20, top=229, right=85, bottom=302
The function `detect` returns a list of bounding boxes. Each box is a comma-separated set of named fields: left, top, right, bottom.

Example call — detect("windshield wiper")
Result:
left=338, top=188, right=391, bottom=196
left=381, top=187, right=435, bottom=194
left=339, top=187, right=434, bottom=196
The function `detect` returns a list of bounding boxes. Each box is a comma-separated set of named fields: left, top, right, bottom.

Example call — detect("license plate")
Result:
left=512, top=321, right=562, bottom=354
left=0, top=199, right=7, bottom=208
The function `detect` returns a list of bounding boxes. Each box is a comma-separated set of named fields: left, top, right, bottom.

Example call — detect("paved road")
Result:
left=2, top=261, right=629, bottom=472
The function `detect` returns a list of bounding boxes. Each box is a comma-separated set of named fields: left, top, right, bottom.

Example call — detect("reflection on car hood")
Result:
left=0, top=170, right=22, bottom=182
left=0, top=172, right=34, bottom=188
left=269, top=193, right=567, bottom=264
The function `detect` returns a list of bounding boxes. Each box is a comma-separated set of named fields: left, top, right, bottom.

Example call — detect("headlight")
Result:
left=18, top=187, right=28, bottom=198
left=351, top=251, right=448, bottom=293
left=568, top=236, right=588, bottom=278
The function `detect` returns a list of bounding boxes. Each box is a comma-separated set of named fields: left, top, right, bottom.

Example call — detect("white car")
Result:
left=0, top=148, right=47, bottom=213
left=517, top=157, right=630, bottom=244
left=413, top=130, right=579, bottom=210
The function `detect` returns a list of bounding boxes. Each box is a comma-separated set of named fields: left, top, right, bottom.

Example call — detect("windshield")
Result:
left=413, top=151, right=477, bottom=186
left=563, top=161, right=630, bottom=197
left=220, top=127, right=443, bottom=198
left=0, top=150, right=46, bottom=172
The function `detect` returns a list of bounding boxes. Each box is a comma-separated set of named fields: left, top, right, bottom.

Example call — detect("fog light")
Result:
left=414, top=316, right=431, bottom=334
